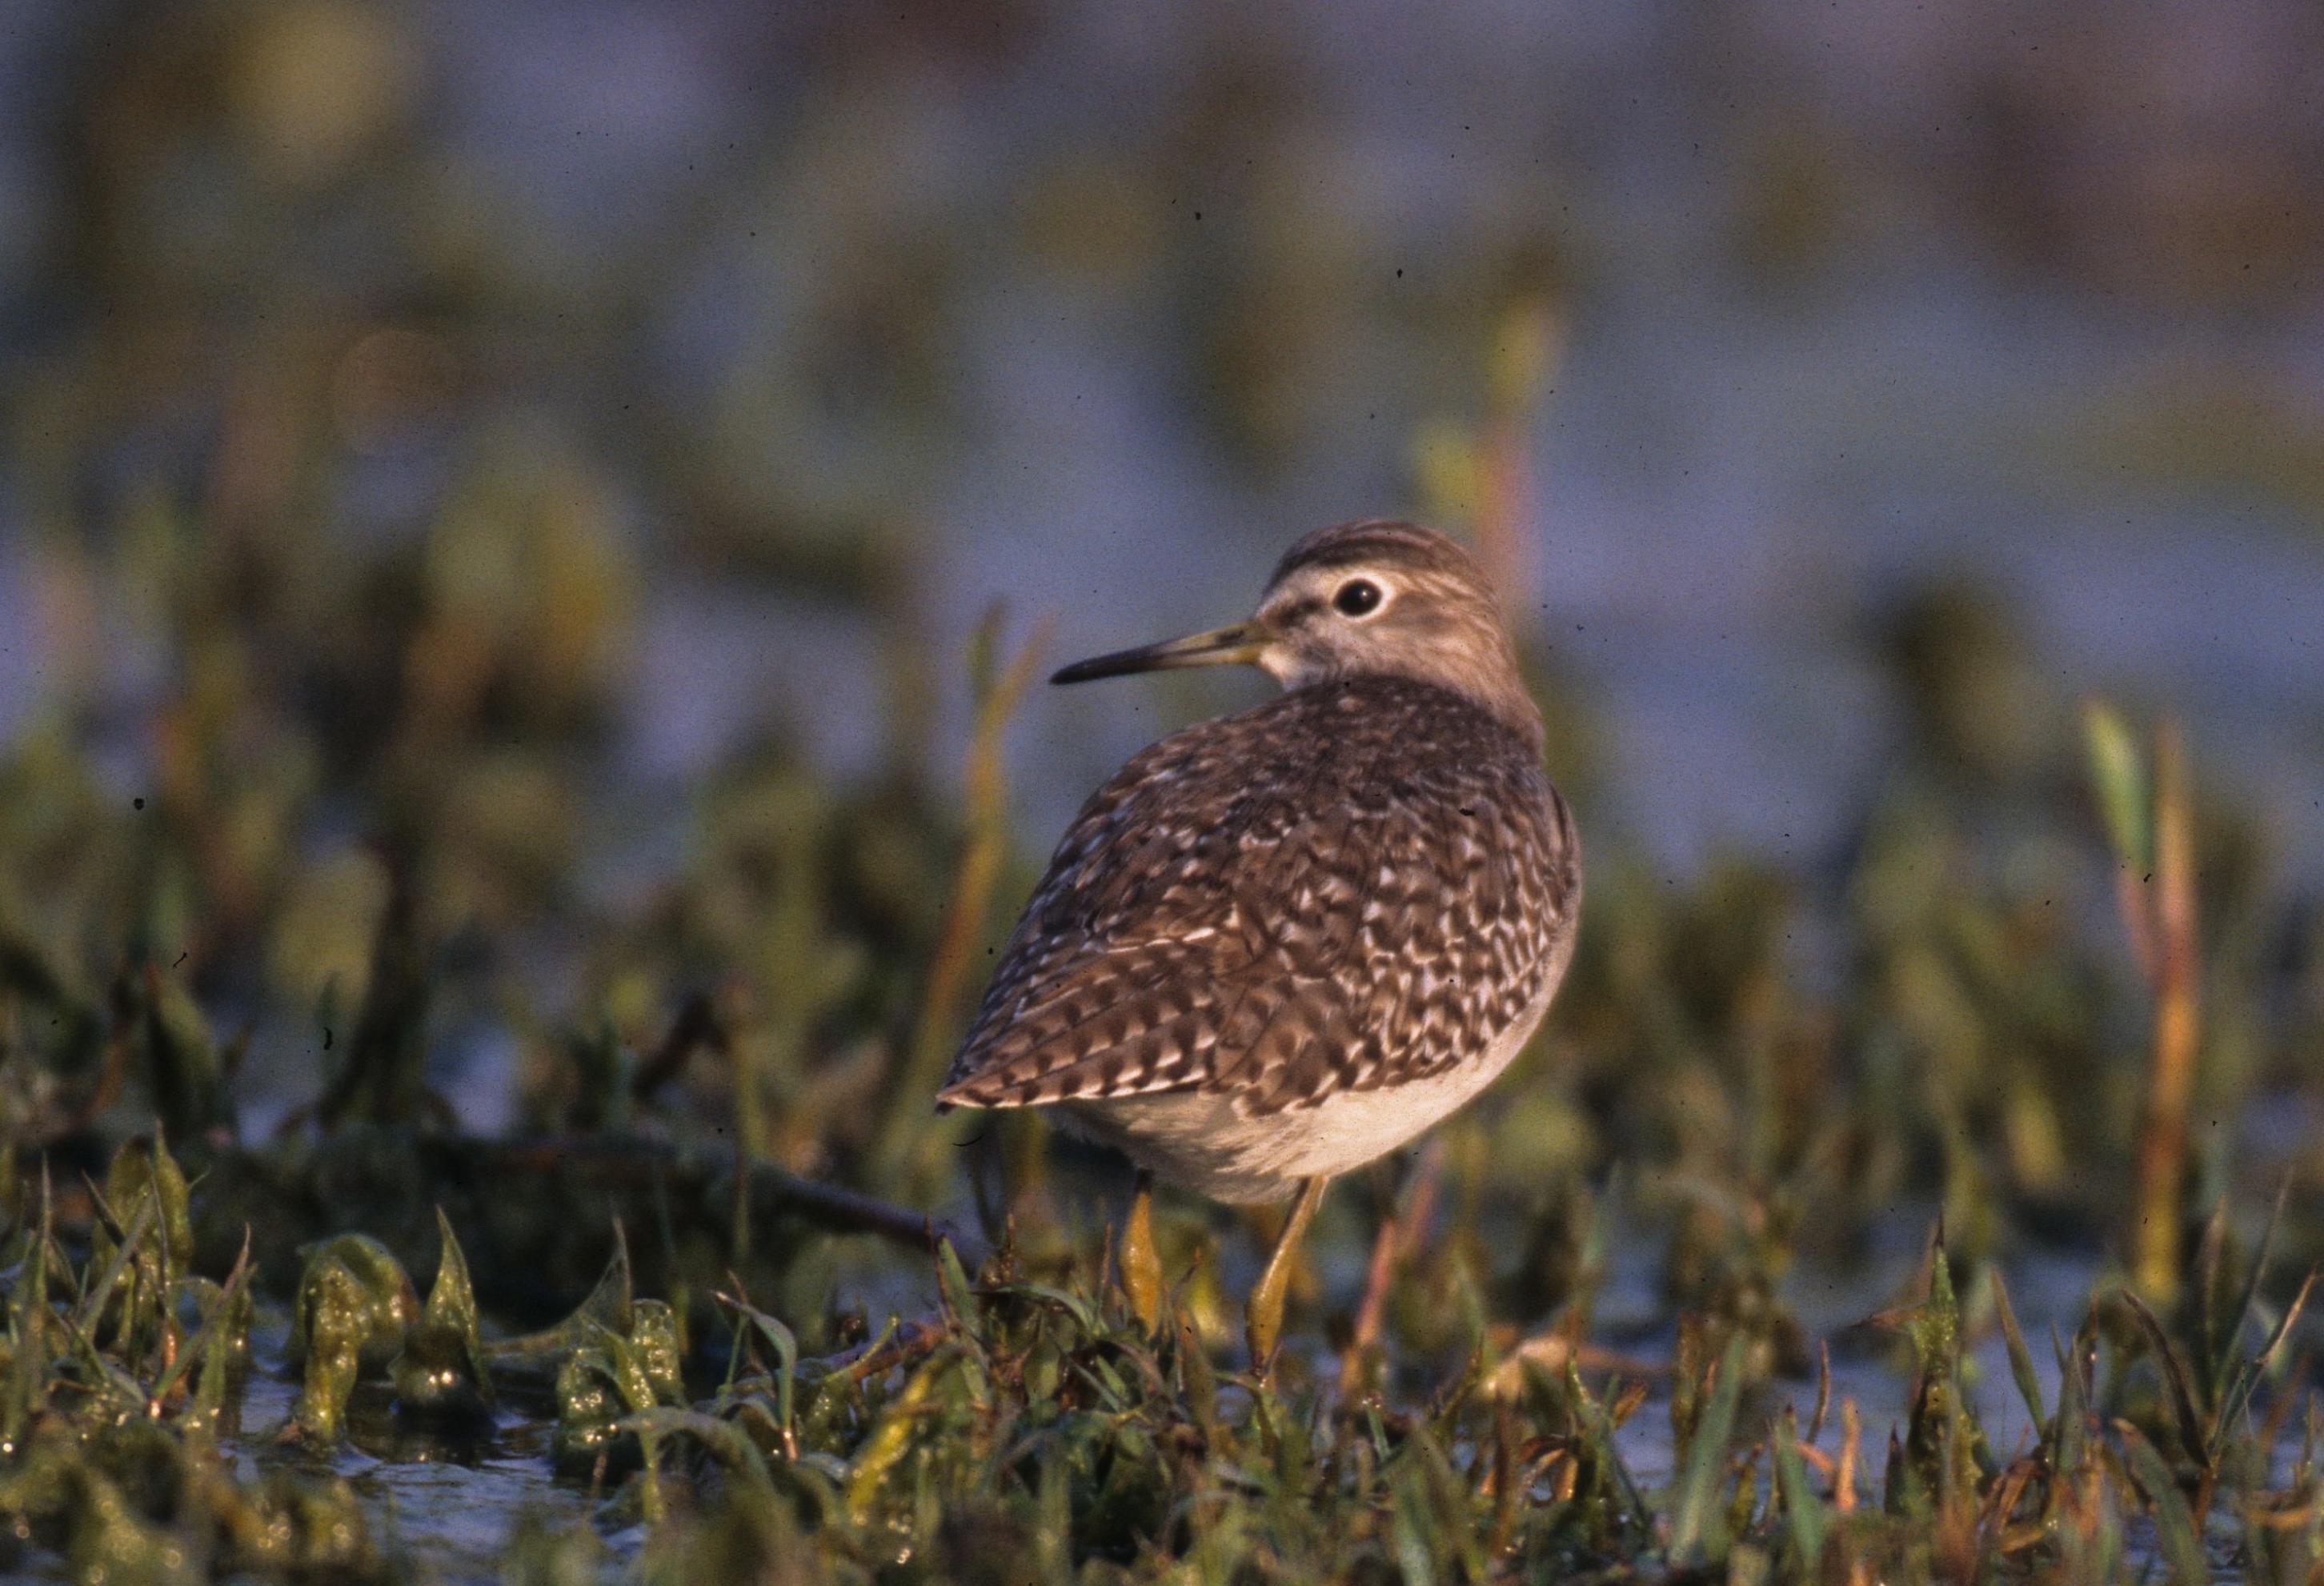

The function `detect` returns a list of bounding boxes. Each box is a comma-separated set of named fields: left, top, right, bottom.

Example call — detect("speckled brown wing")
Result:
left=937, top=675, right=1580, bottom=1117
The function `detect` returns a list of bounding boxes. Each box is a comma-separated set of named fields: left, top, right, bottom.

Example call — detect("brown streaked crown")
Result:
left=1264, top=519, right=1492, bottom=585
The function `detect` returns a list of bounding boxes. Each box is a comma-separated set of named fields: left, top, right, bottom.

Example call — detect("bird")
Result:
left=938, top=519, right=1581, bottom=1367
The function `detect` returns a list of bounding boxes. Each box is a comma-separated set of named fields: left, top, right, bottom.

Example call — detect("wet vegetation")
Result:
left=9, top=2, right=2324, bottom=1580
left=5, top=469, right=2324, bottom=1580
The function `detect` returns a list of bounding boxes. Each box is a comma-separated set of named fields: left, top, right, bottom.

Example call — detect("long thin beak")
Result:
left=1050, top=621, right=1269, bottom=685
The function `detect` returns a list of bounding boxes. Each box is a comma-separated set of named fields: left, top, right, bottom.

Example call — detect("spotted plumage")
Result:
left=938, top=520, right=1581, bottom=1204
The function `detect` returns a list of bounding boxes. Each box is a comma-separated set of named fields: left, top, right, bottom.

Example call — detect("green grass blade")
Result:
left=1773, top=1412, right=1828, bottom=1572
left=2118, top=1420, right=2207, bottom=1586
left=1989, top=1264, right=2046, bottom=1432
left=2211, top=1265, right=2316, bottom=1462
left=1669, top=1332, right=1745, bottom=1564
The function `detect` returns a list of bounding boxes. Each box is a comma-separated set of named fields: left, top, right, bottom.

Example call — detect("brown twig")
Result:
left=450, top=1133, right=986, bottom=1265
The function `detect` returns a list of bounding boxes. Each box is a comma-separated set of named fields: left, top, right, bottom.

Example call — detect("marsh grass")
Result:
left=2, top=391, right=2323, bottom=1581
left=6, top=1124, right=2322, bottom=1582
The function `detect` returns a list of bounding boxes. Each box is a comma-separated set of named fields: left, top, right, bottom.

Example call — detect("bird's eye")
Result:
left=1333, top=579, right=1384, bottom=618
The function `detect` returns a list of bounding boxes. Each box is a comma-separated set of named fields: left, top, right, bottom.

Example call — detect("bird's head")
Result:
left=1051, top=520, right=1539, bottom=740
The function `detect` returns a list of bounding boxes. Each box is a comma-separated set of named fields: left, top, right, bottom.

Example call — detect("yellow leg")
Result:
left=1246, top=1176, right=1329, bottom=1373
left=1120, top=1171, right=1163, bottom=1332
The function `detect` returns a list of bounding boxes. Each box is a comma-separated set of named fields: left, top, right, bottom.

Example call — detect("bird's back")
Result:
left=940, top=674, right=1581, bottom=1119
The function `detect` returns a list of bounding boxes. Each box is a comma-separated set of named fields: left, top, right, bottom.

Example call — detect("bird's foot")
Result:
left=1246, top=1176, right=1328, bottom=1376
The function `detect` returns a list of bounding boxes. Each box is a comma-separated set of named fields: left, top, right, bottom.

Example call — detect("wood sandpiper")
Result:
left=939, top=519, right=1581, bottom=1366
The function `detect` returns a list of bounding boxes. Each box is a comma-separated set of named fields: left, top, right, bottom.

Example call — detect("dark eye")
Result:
left=1333, top=579, right=1383, bottom=617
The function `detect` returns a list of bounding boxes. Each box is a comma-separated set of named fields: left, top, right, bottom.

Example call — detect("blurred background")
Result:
left=3, top=0, right=2323, bottom=1306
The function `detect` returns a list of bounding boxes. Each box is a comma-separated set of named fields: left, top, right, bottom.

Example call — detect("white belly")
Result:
left=1056, top=975, right=1558, bottom=1204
